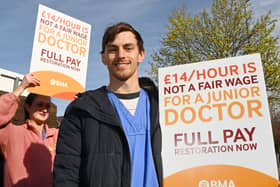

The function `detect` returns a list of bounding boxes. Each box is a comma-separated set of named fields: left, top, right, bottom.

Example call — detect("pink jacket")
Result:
left=0, top=93, right=59, bottom=187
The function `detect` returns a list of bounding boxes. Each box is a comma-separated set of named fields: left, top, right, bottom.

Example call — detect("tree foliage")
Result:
left=149, top=0, right=280, bottom=98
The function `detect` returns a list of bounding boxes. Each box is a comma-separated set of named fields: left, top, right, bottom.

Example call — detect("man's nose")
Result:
left=117, top=48, right=126, bottom=59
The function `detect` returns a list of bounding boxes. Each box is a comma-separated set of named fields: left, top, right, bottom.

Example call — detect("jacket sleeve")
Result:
left=0, top=93, right=19, bottom=127
left=53, top=107, right=83, bottom=187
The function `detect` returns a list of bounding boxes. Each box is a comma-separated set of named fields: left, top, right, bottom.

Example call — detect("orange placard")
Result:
left=28, top=71, right=84, bottom=100
left=165, top=165, right=279, bottom=187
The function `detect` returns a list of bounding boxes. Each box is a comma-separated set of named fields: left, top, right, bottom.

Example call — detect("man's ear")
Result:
left=101, top=53, right=107, bottom=65
left=138, top=50, right=145, bottom=64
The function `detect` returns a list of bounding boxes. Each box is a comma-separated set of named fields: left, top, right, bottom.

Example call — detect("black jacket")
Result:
left=53, top=86, right=163, bottom=187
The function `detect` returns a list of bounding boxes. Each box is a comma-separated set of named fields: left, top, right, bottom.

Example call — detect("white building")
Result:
left=0, top=68, right=28, bottom=96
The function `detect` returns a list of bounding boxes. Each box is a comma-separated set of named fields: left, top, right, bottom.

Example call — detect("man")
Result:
left=53, top=22, right=163, bottom=187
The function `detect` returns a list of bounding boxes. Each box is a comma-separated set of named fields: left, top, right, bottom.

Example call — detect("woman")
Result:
left=0, top=73, right=58, bottom=187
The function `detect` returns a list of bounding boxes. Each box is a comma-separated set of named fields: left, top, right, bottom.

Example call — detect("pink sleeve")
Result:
left=0, top=93, right=19, bottom=127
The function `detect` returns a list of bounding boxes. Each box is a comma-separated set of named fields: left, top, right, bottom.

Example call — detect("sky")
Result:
left=0, top=0, right=279, bottom=116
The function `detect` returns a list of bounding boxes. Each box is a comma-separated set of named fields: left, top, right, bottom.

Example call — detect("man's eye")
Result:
left=108, top=48, right=117, bottom=52
left=126, top=47, right=133, bottom=51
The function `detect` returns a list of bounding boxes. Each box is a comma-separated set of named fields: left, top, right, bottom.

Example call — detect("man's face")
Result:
left=25, top=96, right=51, bottom=124
left=102, top=31, right=145, bottom=82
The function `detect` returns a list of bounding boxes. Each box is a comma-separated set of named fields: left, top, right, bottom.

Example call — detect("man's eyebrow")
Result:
left=123, top=43, right=135, bottom=47
left=106, top=43, right=135, bottom=48
left=106, top=44, right=118, bottom=48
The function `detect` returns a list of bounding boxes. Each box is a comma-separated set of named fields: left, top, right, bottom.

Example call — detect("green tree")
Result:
left=149, top=0, right=280, bottom=100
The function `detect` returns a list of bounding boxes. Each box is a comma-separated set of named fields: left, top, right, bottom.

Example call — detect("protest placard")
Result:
left=158, top=54, right=279, bottom=186
left=29, top=4, right=91, bottom=100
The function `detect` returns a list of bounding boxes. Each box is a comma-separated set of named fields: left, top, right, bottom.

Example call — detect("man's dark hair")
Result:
left=101, top=22, right=144, bottom=54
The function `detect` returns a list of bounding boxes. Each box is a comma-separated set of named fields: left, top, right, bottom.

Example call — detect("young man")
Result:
left=53, top=22, right=163, bottom=187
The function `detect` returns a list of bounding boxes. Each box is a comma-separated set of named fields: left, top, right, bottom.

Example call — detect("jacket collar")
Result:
left=70, top=85, right=159, bottom=131
left=69, top=86, right=122, bottom=127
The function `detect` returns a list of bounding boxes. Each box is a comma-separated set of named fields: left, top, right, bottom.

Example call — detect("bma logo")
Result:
left=198, top=179, right=235, bottom=187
